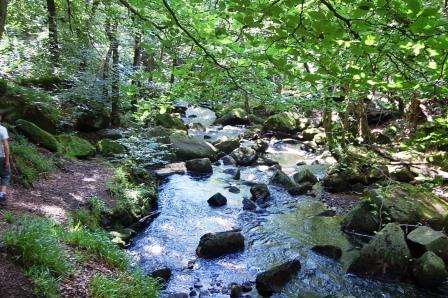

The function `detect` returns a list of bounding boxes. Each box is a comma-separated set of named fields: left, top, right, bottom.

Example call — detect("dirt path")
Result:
left=0, top=158, right=115, bottom=298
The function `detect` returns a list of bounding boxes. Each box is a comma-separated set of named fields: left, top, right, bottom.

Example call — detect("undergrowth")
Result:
left=11, top=136, right=55, bottom=187
left=89, top=271, right=159, bottom=298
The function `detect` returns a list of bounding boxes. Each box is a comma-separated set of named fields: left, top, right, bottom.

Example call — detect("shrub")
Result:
left=11, top=136, right=55, bottom=187
left=89, top=271, right=159, bottom=298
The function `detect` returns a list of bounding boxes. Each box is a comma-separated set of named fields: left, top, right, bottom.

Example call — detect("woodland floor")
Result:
left=0, top=158, right=115, bottom=298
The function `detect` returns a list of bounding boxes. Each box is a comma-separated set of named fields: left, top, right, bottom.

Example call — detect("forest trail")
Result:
left=0, top=158, right=115, bottom=298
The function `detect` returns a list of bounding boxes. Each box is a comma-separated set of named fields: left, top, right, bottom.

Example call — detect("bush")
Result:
left=11, top=136, right=55, bottom=187
left=2, top=216, right=71, bottom=276
left=63, top=227, right=129, bottom=270
left=89, top=271, right=159, bottom=298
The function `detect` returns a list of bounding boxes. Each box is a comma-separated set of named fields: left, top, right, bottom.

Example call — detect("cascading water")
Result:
left=128, top=107, right=419, bottom=297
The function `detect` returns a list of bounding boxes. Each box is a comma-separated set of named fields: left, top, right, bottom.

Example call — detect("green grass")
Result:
left=11, top=136, right=55, bottom=187
left=63, top=226, right=129, bottom=270
left=89, top=271, right=159, bottom=298
left=71, top=208, right=101, bottom=230
left=2, top=211, right=16, bottom=224
left=2, top=216, right=72, bottom=276
left=26, top=266, right=61, bottom=298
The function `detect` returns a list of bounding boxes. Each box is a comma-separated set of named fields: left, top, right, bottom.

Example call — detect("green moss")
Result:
left=58, top=135, right=96, bottom=158
left=17, top=75, right=69, bottom=90
left=98, top=139, right=126, bottom=156
left=15, top=119, right=61, bottom=152
left=11, top=136, right=55, bottom=187
left=154, top=113, right=186, bottom=130
left=263, top=112, right=299, bottom=133
left=107, top=166, right=157, bottom=228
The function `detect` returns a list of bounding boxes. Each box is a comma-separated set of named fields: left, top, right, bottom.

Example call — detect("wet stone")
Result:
left=207, top=193, right=227, bottom=207
left=227, top=186, right=241, bottom=193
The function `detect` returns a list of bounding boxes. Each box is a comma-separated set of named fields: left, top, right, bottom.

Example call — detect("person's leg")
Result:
left=0, top=157, right=8, bottom=200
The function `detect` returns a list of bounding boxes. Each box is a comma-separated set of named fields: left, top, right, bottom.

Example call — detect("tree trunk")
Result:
left=46, top=0, right=59, bottom=67
left=102, top=48, right=112, bottom=99
left=106, top=19, right=120, bottom=127
left=131, top=30, right=142, bottom=112
left=244, top=93, right=250, bottom=114
left=0, top=0, right=7, bottom=41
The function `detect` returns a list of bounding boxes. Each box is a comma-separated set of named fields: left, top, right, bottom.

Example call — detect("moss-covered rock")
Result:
left=15, top=119, right=61, bottom=152
left=17, top=75, right=72, bottom=91
left=213, top=136, right=240, bottom=154
left=301, top=128, right=321, bottom=141
left=169, top=133, right=218, bottom=160
left=75, top=110, right=110, bottom=132
left=293, top=169, right=318, bottom=185
left=263, top=112, right=299, bottom=133
left=347, top=223, right=411, bottom=280
left=215, top=108, right=249, bottom=126
left=342, top=184, right=448, bottom=233
left=155, top=113, right=186, bottom=130
left=0, top=85, right=60, bottom=132
left=407, top=226, right=448, bottom=263
left=98, top=139, right=127, bottom=156
left=412, top=251, right=448, bottom=288
left=58, top=135, right=96, bottom=158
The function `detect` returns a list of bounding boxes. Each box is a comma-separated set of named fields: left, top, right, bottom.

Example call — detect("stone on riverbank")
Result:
left=215, top=108, right=249, bottom=126
left=293, top=169, right=318, bottom=184
left=263, top=112, right=300, bottom=133
left=185, top=158, right=213, bottom=174
left=255, top=259, right=301, bottom=296
left=271, top=170, right=296, bottom=190
left=196, top=230, right=245, bottom=258
left=213, top=136, right=240, bottom=154
left=347, top=223, right=411, bottom=280
left=155, top=113, right=187, bottom=130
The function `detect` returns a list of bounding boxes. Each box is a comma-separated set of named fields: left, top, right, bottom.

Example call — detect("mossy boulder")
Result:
left=293, top=169, right=318, bottom=185
left=15, top=119, right=61, bottom=152
left=263, top=112, right=299, bottom=133
left=75, top=110, right=110, bottom=132
left=58, top=135, right=96, bottom=158
left=407, top=226, right=448, bottom=263
left=98, top=139, right=127, bottom=156
left=215, top=108, right=249, bottom=126
left=230, top=147, right=258, bottom=166
left=301, top=128, right=321, bottom=141
left=155, top=113, right=186, bottom=130
left=412, top=251, right=448, bottom=288
left=169, top=133, right=218, bottom=160
left=342, top=184, right=448, bottom=233
left=0, top=85, right=60, bottom=132
left=347, top=223, right=411, bottom=280
left=213, top=136, right=240, bottom=154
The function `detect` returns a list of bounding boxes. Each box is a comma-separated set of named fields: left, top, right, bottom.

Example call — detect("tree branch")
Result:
left=320, top=0, right=359, bottom=39
left=117, top=0, right=165, bottom=31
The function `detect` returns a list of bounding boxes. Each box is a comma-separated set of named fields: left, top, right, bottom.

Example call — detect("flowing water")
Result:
left=128, top=107, right=419, bottom=297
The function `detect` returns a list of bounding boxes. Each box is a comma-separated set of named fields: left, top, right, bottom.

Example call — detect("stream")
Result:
left=128, top=107, right=418, bottom=297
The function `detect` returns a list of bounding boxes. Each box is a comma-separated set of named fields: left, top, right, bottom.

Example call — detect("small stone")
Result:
left=223, top=168, right=241, bottom=180
left=194, top=282, right=203, bottom=289
left=311, top=245, right=342, bottom=260
left=230, top=285, right=243, bottom=298
left=228, top=186, right=240, bottom=193
left=190, top=290, right=197, bottom=296
left=208, top=193, right=227, bottom=207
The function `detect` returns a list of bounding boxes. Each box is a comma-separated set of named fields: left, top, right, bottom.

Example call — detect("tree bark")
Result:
left=0, top=0, right=7, bottom=41
left=106, top=19, right=120, bottom=127
left=131, top=30, right=142, bottom=112
left=46, top=0, right=60, bottom=67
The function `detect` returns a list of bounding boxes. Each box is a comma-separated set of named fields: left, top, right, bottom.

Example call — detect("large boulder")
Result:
left=15, top=119, right=61, bottom=152
left=169, top=133, right=218, bottom=160
left=263, top=112, right=299, bottom=133
left=97, top=128, right=124, bottom=140
left=213, top=137, right=240, bottom=154
left=347, top=223, right=411, bottom=280
left=215, top=108, right=249, bottom=126
left=196, top=230, right=245, bottom=258
left=407, top=226, right=448, bottom=263
left=98, top=139, right=127, bottom=156
left=155, top=113, right=187, bottom=130
left=207, top=193, right=227, bottom=207
left=76, top=110, right=110, bottom=132
left=341, top=201, right=381, bottom=233
left=58, top=135, right=96, bottom=158
left=185, top=158, right=213, bottom=174
left=250, top=184, right=270, bottom=204
left=293, top=169, right=318, bottom=184
left=412, top=251, right=448, bottom=288
left=255, top=260, right=301, bottom=296
left=230, top=147, right=257, bottom=166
